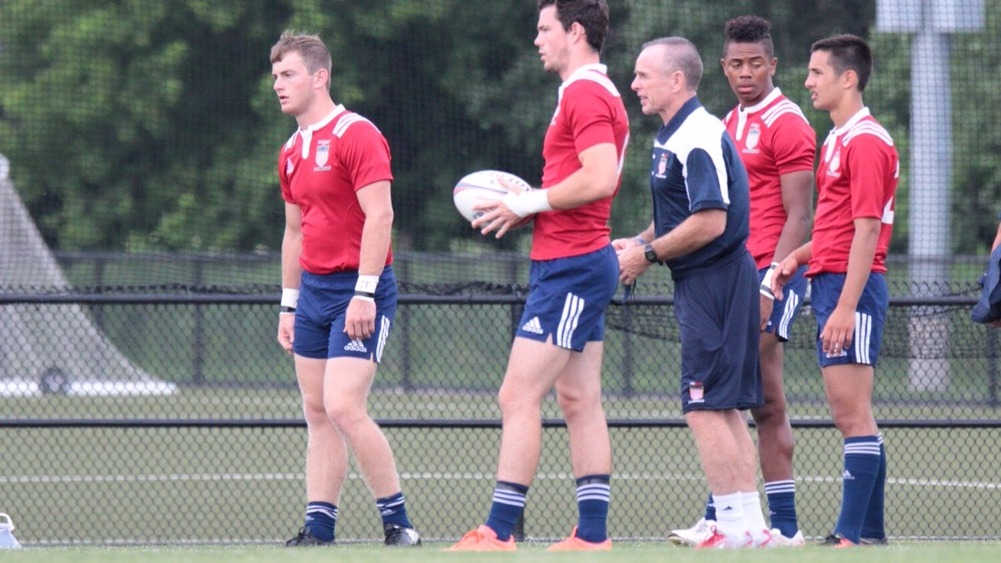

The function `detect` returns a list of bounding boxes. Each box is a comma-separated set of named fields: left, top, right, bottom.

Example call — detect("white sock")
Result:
left=711, top=492, right=748, bottom=547
left=740, top=491, right=771, bottom=546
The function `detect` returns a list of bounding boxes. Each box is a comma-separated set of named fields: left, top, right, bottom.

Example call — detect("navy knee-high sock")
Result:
left=860, top=434, right=887, bottom=540
left=304, top=501, right=338, bottom=542
left=834, top=435, right=881, bottom=544
left=485, top=481, right=528, bottom=541
left=574, top=474, right=611, bottom=542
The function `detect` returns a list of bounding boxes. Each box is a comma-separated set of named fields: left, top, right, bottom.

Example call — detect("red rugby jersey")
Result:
left=279, top=106, right=394, bottom=274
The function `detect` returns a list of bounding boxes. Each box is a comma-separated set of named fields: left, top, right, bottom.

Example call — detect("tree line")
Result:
left=1, top=0, right=998, bottom=255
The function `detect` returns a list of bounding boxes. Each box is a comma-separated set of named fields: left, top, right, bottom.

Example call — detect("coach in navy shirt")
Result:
left=614, top=36, right=769, bottom=548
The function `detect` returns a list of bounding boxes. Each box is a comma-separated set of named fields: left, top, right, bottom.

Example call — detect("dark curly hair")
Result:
left=723, top=15, right=774, bottom=59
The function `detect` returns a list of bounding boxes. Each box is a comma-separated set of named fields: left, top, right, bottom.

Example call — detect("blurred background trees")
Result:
left=1, top=0, right=998, bottom=255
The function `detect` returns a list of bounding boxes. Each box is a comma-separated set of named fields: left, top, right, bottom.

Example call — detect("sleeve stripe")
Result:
left=843, top=121, right=894, bottom=146
left=333, top=114, right=378, bottom=138
left=761, top=100, right=809, bottom=127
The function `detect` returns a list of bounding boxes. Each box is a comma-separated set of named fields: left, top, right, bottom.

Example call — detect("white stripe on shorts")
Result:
left=853, top=312, right=872, bottom=365
left=556, top=293, right=584, bottom=348
left=777, top=290, right=800, bottom=340
left=375, top=315, right=391, bottom=363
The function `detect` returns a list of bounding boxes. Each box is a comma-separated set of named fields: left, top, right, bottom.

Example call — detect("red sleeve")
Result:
left=339, top=122, right=394, bottom=190
left=278, top=149, right=294, bottom=203
left=848, top=134, right=894, bottom=220
left=563, top=81, right=619, bottom=155
left=769, top=113, right=816, bottom=175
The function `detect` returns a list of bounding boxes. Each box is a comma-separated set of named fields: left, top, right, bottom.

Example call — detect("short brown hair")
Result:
left=270, top=30, right=332, bottom=78
left=811, top=34, right=873, bottom=92
left=537, top=0, right=610, bottom=53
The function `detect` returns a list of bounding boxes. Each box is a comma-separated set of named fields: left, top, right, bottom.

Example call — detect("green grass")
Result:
left=3, top=412, right=1001, bottom=544
left=3, top=541, right=1001, bottom=563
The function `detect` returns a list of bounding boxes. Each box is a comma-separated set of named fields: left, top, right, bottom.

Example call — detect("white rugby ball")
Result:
left=453, top=169, right=536, bottom=229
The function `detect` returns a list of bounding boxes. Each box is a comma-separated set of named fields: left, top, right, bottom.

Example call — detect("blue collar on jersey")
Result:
left=657, top=96, right=703, bottom=144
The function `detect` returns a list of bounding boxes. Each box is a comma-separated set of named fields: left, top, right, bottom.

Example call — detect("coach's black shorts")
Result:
left=674, top=250, right=762, bottom=413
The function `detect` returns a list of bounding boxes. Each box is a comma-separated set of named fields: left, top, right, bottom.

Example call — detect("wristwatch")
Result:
left=643, top=243, right=658, bottom=263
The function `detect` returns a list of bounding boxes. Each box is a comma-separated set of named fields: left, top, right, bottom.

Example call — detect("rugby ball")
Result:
left=453, top=170, right=536, bottom=229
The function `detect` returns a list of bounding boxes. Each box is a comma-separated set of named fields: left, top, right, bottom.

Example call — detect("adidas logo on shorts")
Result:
left=521, top=316, right=544, bottom=335
left=344, top=339, right=368, bottom=353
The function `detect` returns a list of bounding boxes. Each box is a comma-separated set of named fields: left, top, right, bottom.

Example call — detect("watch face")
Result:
left=644, top=245, right=657, bottom=263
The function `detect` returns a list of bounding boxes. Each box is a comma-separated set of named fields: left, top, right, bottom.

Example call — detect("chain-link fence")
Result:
left=2, top=252, right=1000, bottom=545
left=3, top=0, right=1001, bottom=546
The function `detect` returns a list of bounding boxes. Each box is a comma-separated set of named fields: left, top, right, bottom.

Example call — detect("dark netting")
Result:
left=3, top=0, right=1001, bottom=548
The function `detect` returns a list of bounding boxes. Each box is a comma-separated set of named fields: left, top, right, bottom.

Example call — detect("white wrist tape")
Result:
left=355, top=274, right=379, bottom=295
left=281, top=288, right=300, bottom=309
left=759, top=263, right=778, bottom=300
left=502, top=189, right=552, bottom=218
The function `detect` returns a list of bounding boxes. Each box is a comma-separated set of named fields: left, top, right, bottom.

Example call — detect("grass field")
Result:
left=3, top=541, right=1001, bottom=563
left=4, top=255, right=1000, bottom=546
left=3, top=390, right=1001, bottom=544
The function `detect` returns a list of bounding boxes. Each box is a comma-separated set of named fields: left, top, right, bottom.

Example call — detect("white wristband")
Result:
left=281, top=288, right=300, bottom=309
left=502, top=189, right=552, bottom=218
left=355, top=274, right=379, bottom=294
left=759, top=263, right=778, bottom=300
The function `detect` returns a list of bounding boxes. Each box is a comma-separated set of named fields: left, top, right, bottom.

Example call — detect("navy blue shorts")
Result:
left=516, top=245, right=619, bottom=352
left=762, top=264, right=808, bottom=341
left=292, top=267, right=397, bottom=362
left=674, top=251, right=762, bottom=413
left=811, top=272, right=888, bottom=368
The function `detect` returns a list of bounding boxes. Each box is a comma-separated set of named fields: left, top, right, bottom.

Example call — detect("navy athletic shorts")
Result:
left=810, top=272, right=888, bottom=368
left=293, top=266, right=397, bottom=362
left=762, top=264, right=808, bottom=341
left=674, top=250, right=762, bottom=413
left=516, top=245, right=619, bottom=352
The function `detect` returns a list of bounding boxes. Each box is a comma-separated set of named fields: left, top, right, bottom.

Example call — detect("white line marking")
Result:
left=3, top=471, right=998, bottom=490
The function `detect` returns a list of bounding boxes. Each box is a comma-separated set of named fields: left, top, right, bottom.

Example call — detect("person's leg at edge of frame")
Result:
left=449, top=337, right=572, bottom=551
left=725, top=409, right=772, bottom=547
left=753, top=332, right=799, bottom=541
left=548, top=341, right=613, bottom=550
left=288, top=356, right=347, bottom=546
left=859, top=432, right=887, bottom=544
left=323, top=356, right=418, bottom=543
left=823, top=363, right=880, bottom=546
left=686, top=409, right=754, bottom=548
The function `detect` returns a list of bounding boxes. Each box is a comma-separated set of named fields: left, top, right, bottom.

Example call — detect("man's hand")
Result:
left=277, top=313, right=295, bottom=354
left=771, top=257, right=800, bottom=301
left=345, top=297, right=376, bottom=341
left=617, top=244, right=651, bottom=286
left=471, top=176, right=535, bottom=239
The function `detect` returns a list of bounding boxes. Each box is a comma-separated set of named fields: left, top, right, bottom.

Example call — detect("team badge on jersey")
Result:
left=745, top=124, right=761, bottom=152
left=827, top=150, right=841, bottom=177
left=286, top=159, right=294, bottom=176
left=315, top=139, right=331, bottom=171
left=655, top=151, right=669, bottom=178
left=688, top=381, right=705, bottom=404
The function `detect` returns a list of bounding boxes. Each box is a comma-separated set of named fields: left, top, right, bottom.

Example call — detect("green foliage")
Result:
left=1, top=0, right=999, bottom=255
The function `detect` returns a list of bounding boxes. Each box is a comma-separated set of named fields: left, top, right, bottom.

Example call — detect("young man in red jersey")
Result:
left=668, top=15, right=814, bottom=548
left=773, top=34, right=898, bottom=547
left=271, top=30, right=420, bottom=548
left=448, top=0, right=629, bottom=552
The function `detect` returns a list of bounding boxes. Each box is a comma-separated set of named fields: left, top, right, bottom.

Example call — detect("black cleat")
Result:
left=286, top=527, right=335, bottom=547
left=860, top=536, right=889, bottom=546
left=384, top=523, right=422, bottom=547
left=819, top=533, right=856, bottom=547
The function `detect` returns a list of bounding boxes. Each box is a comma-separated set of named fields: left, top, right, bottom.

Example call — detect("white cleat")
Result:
left=667, top=517, right=716, bottom=547
left=769, top=528, right=806, bottom=547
